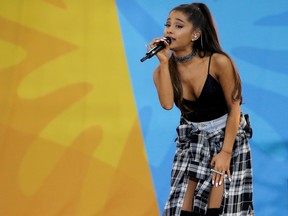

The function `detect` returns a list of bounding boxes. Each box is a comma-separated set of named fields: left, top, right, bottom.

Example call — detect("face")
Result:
left=164, top=10, right=195, bottom=52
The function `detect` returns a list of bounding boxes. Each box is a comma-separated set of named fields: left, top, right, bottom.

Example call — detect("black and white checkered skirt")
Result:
left=163, top=114, right=254, bottom=216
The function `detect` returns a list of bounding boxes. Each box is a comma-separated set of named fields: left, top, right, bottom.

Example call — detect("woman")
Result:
left=148, top=3, right=254, bottom=216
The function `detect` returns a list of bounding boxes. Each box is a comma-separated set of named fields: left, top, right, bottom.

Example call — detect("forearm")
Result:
left=221, top=107, right=241, bottom=153
left=154, top=62, right=174, bottom=109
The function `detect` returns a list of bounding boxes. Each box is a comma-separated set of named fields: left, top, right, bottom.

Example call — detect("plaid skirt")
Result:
left=163, top=114, right=254, bottom=216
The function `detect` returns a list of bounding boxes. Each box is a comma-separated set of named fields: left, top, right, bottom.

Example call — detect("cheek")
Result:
left=179, top=34, right=191, bottom=43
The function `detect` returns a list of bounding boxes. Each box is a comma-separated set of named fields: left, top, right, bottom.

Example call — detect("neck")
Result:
left=173, top=50, right=197, bottom=63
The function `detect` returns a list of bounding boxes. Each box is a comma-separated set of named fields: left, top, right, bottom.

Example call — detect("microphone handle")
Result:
left=140, top=45, right=163, bottom=62
left=140, top=55, right=150, bottom=62
left=140, top=49, right=157, bottom=62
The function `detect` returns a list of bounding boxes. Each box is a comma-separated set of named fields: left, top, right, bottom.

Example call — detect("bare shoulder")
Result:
left=212, top=53, right=232, bottom=68
left=211, top=53, right=234, bottom=77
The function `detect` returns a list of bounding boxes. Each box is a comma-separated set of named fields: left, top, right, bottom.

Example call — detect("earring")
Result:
left=200, top=34, right=203, bottom=49
left=192, top=35, right=197, bottom=41
left=192, top=34, right=197, bottom=41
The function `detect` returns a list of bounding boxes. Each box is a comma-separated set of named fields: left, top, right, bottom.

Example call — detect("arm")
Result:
left=151, top=38, right=174, bottom=110
left=217, top=54, right=241, bottom=155
left=153, top=64, right=174, bottom=110
left=210, top=53, right=241, bottom=185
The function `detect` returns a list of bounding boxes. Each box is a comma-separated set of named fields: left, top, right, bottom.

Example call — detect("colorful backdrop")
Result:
left=0, top=0, right=287, bottom=215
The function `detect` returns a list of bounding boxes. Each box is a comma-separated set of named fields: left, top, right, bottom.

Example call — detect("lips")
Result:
left=166, top=37, right=175, bottom=43
left=166, top=36, right=175, bottom=41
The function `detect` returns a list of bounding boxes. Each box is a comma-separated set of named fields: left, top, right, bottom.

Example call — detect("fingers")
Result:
left=210, top=157, right=215, bottom=167
left=146, top=37, right=169, bottom=51
left=211, top=169, right=223, bottom=187
left=218, top=172, right=224, bottom=187
left=211, top=169, right=232, bottom=187
left=148, top=38, right=159, bottom=50
left=210, top=151, right=232, bottom=187
left=226, top=169, right=232, bottom=182
left=145, top=44, right=150, bottom=52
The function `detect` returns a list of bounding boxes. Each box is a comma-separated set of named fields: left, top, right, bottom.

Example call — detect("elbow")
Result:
left=158, top=96, right=174, bottom=110
left=161, top=103, right=174, bottom=110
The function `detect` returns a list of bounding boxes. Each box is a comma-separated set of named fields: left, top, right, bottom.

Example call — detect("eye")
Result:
left=175, top=25, right=183, bottom=29
left=164, top=23, right=171, bottom=27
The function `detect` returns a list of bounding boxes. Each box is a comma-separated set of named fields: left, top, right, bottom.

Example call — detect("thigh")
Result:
left=182, top=178, right=198, bottom=211
left=208, top=184, right=224, bottom=208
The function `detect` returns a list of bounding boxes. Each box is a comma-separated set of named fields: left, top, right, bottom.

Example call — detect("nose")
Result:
left=165, top=27, right=173, bottom=35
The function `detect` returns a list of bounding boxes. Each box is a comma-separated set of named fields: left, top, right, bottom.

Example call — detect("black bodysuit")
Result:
left=181, top=54, right=228, bottom=122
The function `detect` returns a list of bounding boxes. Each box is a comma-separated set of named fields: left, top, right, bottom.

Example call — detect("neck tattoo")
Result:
left=173, top=50, right=197, bottom=63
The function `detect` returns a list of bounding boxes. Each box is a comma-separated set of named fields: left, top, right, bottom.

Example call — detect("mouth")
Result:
left=169, top=37, right=176, bottom=43
left=164, top=36, right=176, bottom=47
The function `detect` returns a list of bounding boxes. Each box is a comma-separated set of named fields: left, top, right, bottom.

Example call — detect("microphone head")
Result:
left=165, top=37, right=171, bottom=44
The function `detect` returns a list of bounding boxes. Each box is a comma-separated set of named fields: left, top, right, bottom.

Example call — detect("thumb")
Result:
left=145, top=44, right=150, bottom=52
left=210, top=156, right=216, bottom=167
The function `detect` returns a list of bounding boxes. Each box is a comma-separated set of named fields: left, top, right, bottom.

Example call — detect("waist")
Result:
left=182, top=108, right=228, bottom=122
left=183, top=114, right=228, bottom=133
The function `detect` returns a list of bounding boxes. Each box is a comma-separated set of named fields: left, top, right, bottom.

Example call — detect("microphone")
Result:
left=140, top=37, right=171, bottom=62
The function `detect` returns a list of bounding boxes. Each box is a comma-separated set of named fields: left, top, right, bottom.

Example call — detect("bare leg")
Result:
left=182, top=178, right=198, bottom=211
left=207, top=184, right=224, bottom=208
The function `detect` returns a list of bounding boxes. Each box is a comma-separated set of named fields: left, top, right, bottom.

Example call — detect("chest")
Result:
left=178, top=61, right=210, bottom=101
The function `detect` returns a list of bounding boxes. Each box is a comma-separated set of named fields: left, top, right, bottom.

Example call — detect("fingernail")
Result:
left=229, top=178, right=232, bottom=182
left=212, top=180, right=214, bottom=185
left=216, top=182, right=218, bottom=187
left=219, top=181, right=222, bottom=186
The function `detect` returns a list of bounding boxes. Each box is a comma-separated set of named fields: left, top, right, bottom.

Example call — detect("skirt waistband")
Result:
left=184, top=114, right=227, bottom=133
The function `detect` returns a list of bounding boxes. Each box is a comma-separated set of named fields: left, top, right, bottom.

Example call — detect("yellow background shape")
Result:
left=0, top=0, right=159, bottom=215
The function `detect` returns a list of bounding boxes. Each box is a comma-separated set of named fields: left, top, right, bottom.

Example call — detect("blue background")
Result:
left=116, top=0, right=288, bottom=215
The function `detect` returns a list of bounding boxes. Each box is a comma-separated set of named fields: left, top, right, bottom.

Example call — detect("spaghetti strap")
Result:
left=208, top=53, right=214, bottom=74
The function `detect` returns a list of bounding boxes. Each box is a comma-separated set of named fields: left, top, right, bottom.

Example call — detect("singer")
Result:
left=148, top=3, right=254, bottom=216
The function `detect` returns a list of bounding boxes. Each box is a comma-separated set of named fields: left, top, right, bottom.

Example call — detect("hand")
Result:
left=146, top=37, right=170, bottom=63
left=210, top=150, right=232, bottom=187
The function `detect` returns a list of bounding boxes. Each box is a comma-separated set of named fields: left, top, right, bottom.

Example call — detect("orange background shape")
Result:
left=0, top=0, right=159, bottom=215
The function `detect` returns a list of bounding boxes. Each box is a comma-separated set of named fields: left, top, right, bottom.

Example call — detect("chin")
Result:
left=169, top=46, right=176, bottom=51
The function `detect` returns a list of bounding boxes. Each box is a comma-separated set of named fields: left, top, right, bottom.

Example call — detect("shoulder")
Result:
left=211, top=53, right=234, bottom=77
left=212, top=53, right=232, bottom=68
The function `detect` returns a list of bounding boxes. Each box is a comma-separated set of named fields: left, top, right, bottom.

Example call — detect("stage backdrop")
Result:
left=0, top=0, right=287, bottom=216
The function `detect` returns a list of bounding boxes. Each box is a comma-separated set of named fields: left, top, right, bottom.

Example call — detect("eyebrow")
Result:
left=167, top=17, right=185, bottom=23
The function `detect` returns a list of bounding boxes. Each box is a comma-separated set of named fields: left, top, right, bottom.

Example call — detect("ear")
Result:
left=191, top=30, right=201, bottom=41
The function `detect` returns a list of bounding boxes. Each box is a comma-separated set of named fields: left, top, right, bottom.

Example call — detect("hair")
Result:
left=168, top=3, right=242, bottom=112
